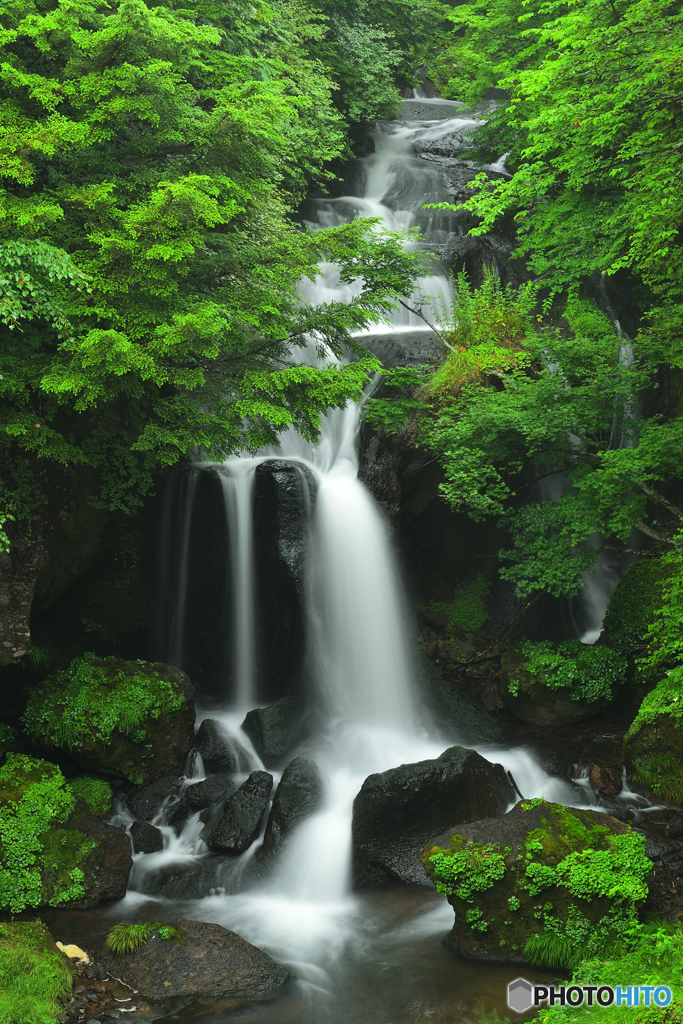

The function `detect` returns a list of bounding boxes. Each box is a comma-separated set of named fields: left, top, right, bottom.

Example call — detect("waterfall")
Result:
left=219, top=465, right=258, bottom=710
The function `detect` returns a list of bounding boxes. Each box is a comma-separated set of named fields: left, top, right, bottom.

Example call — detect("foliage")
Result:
left=104, top=920, right=184, bottom=955
left=0, top=755, right=89, bottom=913
left=539, top=919, right=683, bottom=1022
left=23, top=656, right=185, bottom=753
left=510, top=640, right=627, bottom=704
left=603, top=558, right=674, bottom=651
left=422, top=574, right=489, bottom=635
left=0, top=0, right=432, bottom=531
left=68, top=777, right=112, bottom=819
left=0, top=724, right=15, bottom=761
left=0, top=921, right=74, bottom=1024
left=426, top=0, right=683, bottom=364
left=429, top=840, right=506, bottom=901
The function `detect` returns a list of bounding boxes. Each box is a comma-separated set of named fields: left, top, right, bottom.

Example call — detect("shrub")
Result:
left=509, top=639, right=627, bottom=703
left=423, top=575, right=490, bottom=635
left=0, top=921, right=74, bottom=1024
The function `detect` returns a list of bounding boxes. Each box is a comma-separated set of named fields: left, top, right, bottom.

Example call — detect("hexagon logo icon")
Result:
left=508, top=977, right=534, bottom=1013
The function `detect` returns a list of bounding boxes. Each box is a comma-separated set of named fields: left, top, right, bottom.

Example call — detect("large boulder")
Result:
left=195, top=719, right=251, bottom=773
left=130, top=820, right=164, bottom=854
left=241, top=697, right=302, bottom=768
left=23, top=656, right=195, bottom=785
left=0, top=755, right=131, bottom=913
left=260, top=757, right=323, bottom=860
left=127, top=775, right=183, bottom=821
left=421, top=800, right=651, bottom=964
left=352, top=745, right=514, bottom=888
left=501, top=641, right=627, bottom=727
left=623, top=670, right=683, bottom=804
left=99, top=918, right=288, bottom=1000
left=417, top=656, right=506, bottom=745
left=201, top=771, right=273, bottom=854
left=165, top=774, right=238, bottom=833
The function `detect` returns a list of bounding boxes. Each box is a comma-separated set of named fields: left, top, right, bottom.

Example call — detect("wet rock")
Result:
left=195, top=719, right=247, bottom=773
left=99, top=918, right=288, bottom=1000
left=260, top=757, right=323, bottom=859
left=56, top=812, right=132, bottom=908
left=130, top=820, right=164, bottom=854
left=417, top=656, right=505, bottom=745
left=186, top=774, right=237, bottom=811
left=202, top=770, right=273, bottom=854
left=588, top=763, right=623, bottom=797
left=127, top=775, right=182, bottom=821
left=422, top=801, right=636, bottom=963
left=645, top=835, right=678, bottom=861
left=352, top=745, right=514, bottom=888
left=241, top=697, right=302, bottom=767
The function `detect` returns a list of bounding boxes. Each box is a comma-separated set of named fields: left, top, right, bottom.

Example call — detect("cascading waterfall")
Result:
left=133, top=99, right=639, bottom=1021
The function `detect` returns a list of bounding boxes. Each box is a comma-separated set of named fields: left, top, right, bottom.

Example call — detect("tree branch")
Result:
left=396, top=299, right=456, bottom=352
left=637, top=480, right=683, bottom=521
left=635, top=521, right=674, bottom=545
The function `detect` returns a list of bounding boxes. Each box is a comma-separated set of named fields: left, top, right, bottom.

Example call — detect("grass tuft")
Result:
left=0, top=921, right=74, bottom=1024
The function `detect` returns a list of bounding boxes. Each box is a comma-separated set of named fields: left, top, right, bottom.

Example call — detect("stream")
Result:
left=50, top=95, right=644, bottom=1024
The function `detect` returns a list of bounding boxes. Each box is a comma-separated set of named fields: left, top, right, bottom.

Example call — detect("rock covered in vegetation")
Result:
left=130, top=820, right=164, bottom=854
left=623, top=670, right=683, bottom=804
left=201, top=770, right=273, bottom=853
left=260, top=756, right=323, bottom=859
left=241, top=697, right=302, bottom=767
left=0, top=755, right=130, bottom=913
left=195, top=719, right=249, bottom=773
left=99, top=918, right=288, bottom=1000
left=501, top=641, right=627, bottom=727
left=421, top=799, right=651, bottom=964
left=352, top=745, right=514, bottom=887
left=23, top=656, right=195, bottom=785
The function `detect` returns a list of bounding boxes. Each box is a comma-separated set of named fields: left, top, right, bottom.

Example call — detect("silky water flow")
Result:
left=109, top=98, right=644, bottom=1024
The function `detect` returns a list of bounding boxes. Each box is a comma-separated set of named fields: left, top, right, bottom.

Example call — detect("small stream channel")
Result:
left=47, top=95, right=657, bottom=1024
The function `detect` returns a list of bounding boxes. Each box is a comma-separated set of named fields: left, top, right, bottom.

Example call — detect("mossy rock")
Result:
left=0, top=755, right=131, bottom=913
left=501, top=641, right=626, bottom=727
left=624, top=713, right=683, bottom=804
left=603, top=557, right=673, bottom=648
left=23, top=656, right=195, bottom=784
left=421, top=800, right=650, bottom=964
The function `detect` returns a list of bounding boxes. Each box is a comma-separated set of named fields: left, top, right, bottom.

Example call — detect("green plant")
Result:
left=429, top=840, right=507, bottom=900
left=68, top=778, right=113, bottom=819
left=422, top=575, right=490, bottom=635
left=0, top=725, right=15, bottom=761
left=512, top=640, right=627, bottom=704
left=23, top=656, right=185, bottom=751
left=0, top=755, right=90, bottom=913
left=0, top=921, right=74, bottom=1024
left=104, top=921, right=184, bottom=956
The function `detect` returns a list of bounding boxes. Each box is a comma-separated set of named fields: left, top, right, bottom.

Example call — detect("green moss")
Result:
left=22, top=656, right=188, bottom=783
left=69, top=777, right=112, bottom=818
left=0, top=755, right=94, bottom=913
left=423, top=575, right=490, bottom=635
left=0, top=921, right=74, bottom=1024
left=0, top=725, right=15, bottom=763
left=509, top=640, right=627, bottom=702
left=429, top=839, right=506, bottom=901
left=104, top=920, right=184, bottom=955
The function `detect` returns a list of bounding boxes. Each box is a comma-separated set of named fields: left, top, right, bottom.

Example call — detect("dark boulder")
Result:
left=588, top=763, right=623, bottom=797
left=127, top=775, right=182, bottom=821
left=98, top=918, right=288, bottom=1000
left=260, top=757, right=323, bottom=859
left=202, top=770, right=273, bottom=854
left=187, top=774, right=237, bottom=811
left=352, top=745, right=514, bottom=888
left=130, top=820, right=164, bottom=854
left=195, top=719, right=250, bottom=774
left=417, top=656, right=505, bottom=745
left=241, top=697, right=302, bottom=767
left=56, top=812, right=132, bottom=908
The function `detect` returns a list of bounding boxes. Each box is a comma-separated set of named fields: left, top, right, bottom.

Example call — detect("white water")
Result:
left=131, top=103, right=629, bottom=1016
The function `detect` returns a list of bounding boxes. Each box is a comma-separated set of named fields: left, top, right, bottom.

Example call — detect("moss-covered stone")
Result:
left=23, top=656, right=195, bottom=784
left=603, top=557, right=673, bottom=649
left=501, top=641, right=627, bottom=726
left=421, top=800, right=651, bottom=964
left=0, top=754, right=130, bottom=913
left=0, top=920, right=74, bottom=1024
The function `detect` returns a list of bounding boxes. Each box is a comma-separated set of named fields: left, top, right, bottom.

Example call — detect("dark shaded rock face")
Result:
left=253, top=461, right=315, bottom=702
left=623, top=713, right=683, bottom=805
left=421, top=801, right=634, bottom=964
left=500, top=652, right=609, bottom=727
left=128, top=775, right=182, bottom=821
left=59, top=813, right=132, bottom=908
left=589, top=763, right=623, bottom=797
left=241, top=697, right=302, bottom=768
left=130, top=820, right=164, bottom=854
left=261, top=757, right=323, bottom=859
left=352, top=745, right=514, bottom=888
left=202, top=770, right=273, bottom=853
left=196, top=719, right=250, bottom=773
left=99, top=918, right=288, bottom=1000
left=187, top=774, right=237, bottom=811
left=417, top=656, right=505, bottom=746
